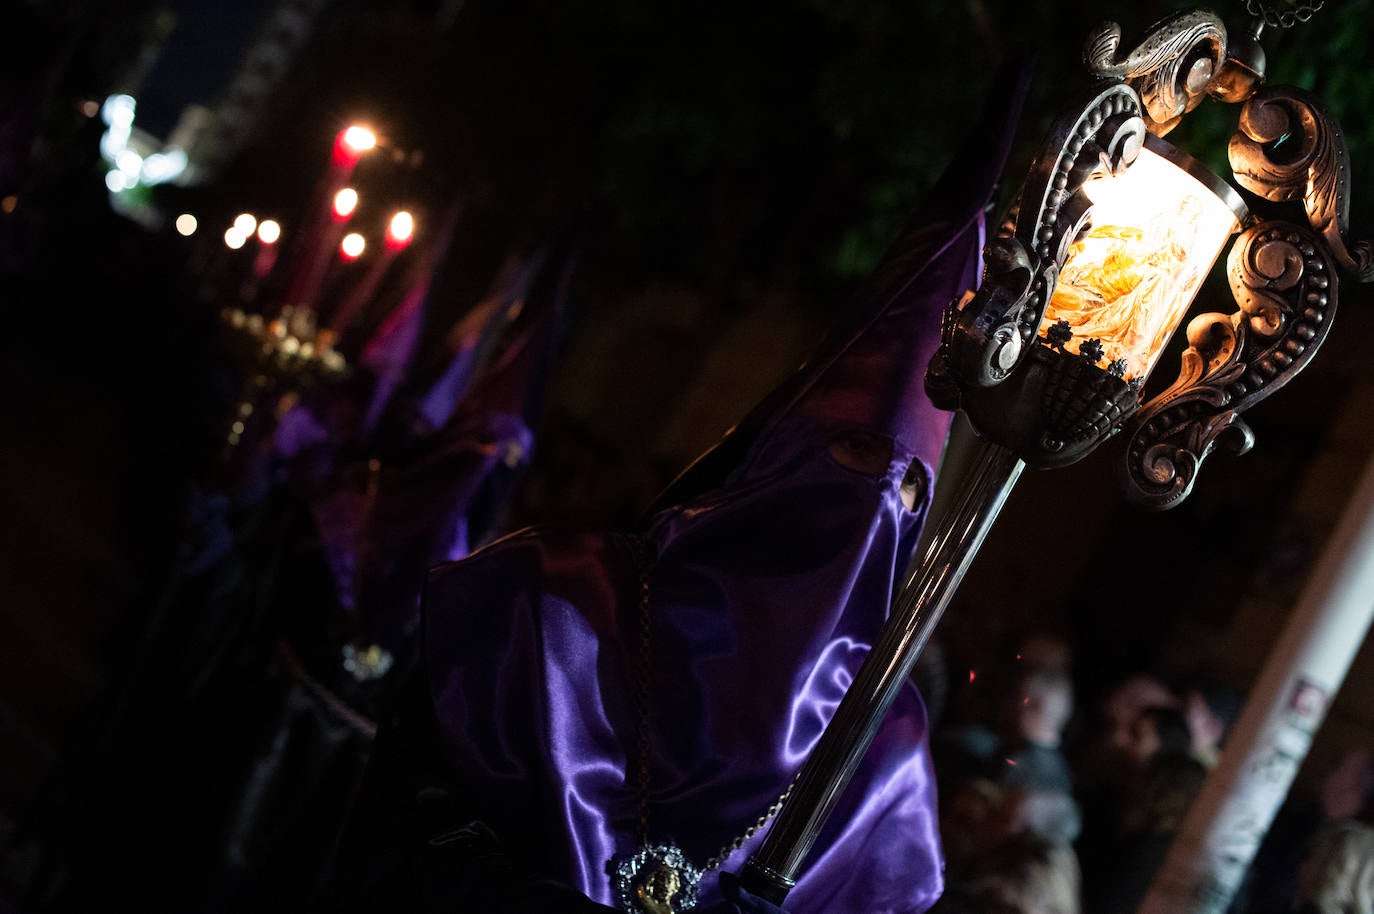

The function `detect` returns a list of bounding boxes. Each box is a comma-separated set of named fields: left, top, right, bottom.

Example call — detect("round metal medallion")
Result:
left=611, top=843, right=702, bottom=914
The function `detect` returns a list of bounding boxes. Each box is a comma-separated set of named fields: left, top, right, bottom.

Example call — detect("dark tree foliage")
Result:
left=237, top=0, right=1371, bottom=323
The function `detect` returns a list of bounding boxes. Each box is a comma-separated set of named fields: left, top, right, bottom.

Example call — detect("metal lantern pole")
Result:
left=743, top=440, right=1024, bottom=898
left=1138, top=453, right=1374, bottom=914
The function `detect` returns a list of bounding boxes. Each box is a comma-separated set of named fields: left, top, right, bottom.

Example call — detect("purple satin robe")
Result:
left=422, top=202, right=989, bottom=911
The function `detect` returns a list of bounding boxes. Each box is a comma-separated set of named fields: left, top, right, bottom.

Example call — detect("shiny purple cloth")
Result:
left=423, top=199, right=989, bottom=911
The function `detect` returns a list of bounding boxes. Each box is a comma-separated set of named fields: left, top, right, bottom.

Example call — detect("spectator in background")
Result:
left=1295, top=820, right=1374, bottom=914
left=1321, top=747, right=1374, bottom=824
left=939, top=657, right=1081, bottom=885
left=1087, top=705, right=1207, bottom=914
left=1240, top=746, right=1374, bottom=914
left=1180, top=678, right=1244, bottom=769
left=997, top=787, right=1083, bottom=847
left=1075, top=674, right=1179, bottom=898
left=935, top=833, right=1081, bottom=914
left=1120, top=707, right=1206, bottom=831
left=934, top=635, right=1075, bottom=798
left=1102, top=674, right=1179, bottom=759
left=1001, top=669, right=1075, bottom=795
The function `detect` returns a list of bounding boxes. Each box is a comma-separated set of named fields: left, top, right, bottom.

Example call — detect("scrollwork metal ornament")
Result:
left=925, top=78, right=1153, bottom=467
left=1124, top=82, right=1372, bottom=508
left=933, top=82, right=1147, bottom=393
left=1230, top=86, right=1374, bottom=281
left=1085, top=9, right=1229, bottom=134
left=1124, top=223, right=1336, bottom=507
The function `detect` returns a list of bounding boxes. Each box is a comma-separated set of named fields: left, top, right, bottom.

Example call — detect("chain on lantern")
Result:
left=736, top=4, right=1373, bottom=906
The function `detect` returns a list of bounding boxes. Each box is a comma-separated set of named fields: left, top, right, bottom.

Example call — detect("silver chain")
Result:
left=633, top=537, right=794, bottom=872
left=1245, top=0, right=1325, bottom=28
left=701, top=774, right=798, bottom=872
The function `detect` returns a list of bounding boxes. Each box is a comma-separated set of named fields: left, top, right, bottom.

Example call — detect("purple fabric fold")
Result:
left=422, top=201, right=989, bottom=912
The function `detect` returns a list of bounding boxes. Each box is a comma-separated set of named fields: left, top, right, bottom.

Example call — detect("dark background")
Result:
left=2, top=0, right=1372, bottom=902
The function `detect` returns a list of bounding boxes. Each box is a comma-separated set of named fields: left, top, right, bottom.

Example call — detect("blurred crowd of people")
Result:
left=920, top=634, right=1374, bottom=914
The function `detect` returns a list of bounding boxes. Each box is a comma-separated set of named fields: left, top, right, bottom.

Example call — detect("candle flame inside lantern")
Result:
left=1039, top=140, right=1245, bottom=381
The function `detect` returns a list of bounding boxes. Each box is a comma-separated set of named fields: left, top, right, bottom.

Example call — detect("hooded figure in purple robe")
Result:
left=344, top=253, right=572, bottom=653
left=273, top=249, right=563, bottom=647
left=206, top=250, right=570, bottom=905
left=335, top=69, right=1026, bottom=914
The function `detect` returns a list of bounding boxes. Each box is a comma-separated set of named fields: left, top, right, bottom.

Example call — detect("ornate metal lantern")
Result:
left=938, top=129, right=1251, bottom=472
left=927, top=10, right=1371, bottom=496
left=740, top=7, right=1372, bottom=904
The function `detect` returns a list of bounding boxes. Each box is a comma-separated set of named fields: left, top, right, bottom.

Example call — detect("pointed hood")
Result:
left=383, top=248, right=572, bottom=559
left=358, top=206, right=465, bottom=437
left=348, top=250, right=572, bottom=648
left=421, top=58, right=1032, bottom=914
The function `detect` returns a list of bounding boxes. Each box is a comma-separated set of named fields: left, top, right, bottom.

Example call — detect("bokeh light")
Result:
left=342, top=126, right=377, bottom=154
left=333, top=188, right=358, bottom=219
left=340, top=232, right=366, bottom=259
left=386, top=211, right=414, bottom=248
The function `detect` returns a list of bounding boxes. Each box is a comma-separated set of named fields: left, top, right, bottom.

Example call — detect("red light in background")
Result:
left=332, top=125, right=377, bottom=166
left=333, top=187, right=358, bottom=220
left=385, top=211, right=414, bottom=250
left=340, top=232, right=366, bottom=260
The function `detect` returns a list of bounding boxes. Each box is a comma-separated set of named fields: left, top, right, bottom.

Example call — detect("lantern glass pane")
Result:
left=1038, top=144, right=1243, bottom=381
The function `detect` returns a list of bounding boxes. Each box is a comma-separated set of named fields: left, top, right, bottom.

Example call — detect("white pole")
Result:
left=1138, top=451, right=1374, bottom=914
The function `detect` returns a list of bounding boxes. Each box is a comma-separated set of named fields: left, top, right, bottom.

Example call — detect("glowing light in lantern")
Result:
left=234, top=213, right=258, bottom=235
left=175, top=214, right=198, bottom=236
left=224, top=227, right=248, bottom=250
left=257, top=220, right=281, bottom=244
left=1038, top=136, right=1245, bottom=381
left=340, top=232, right=366, bottom=259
